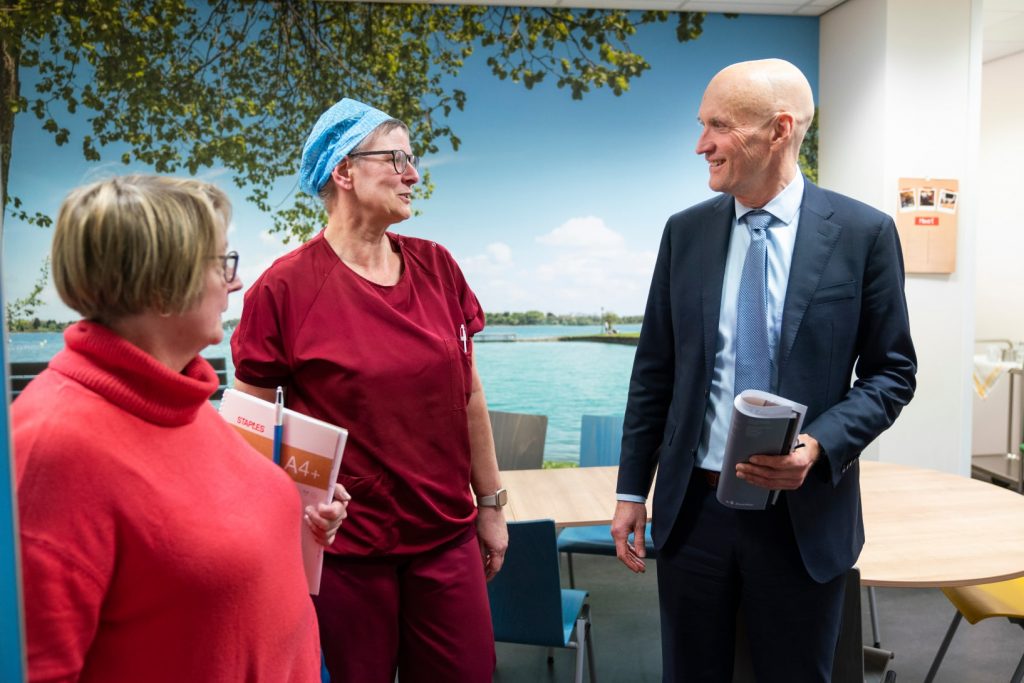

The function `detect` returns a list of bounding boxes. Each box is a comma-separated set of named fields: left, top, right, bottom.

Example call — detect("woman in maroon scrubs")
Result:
left=231, top=99, right=507, bottom=683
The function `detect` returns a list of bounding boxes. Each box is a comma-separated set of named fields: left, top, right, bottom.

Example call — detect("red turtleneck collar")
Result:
left=47, top=321, right=219, bottom=427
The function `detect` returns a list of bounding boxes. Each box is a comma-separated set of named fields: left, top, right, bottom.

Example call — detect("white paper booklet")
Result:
left=219, top=389, right=347, bottom=595
left=716, top=389, right=807, bottom=510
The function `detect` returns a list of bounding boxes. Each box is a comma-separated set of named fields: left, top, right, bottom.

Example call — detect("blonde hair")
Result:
left=52, top=175, right=231, bottom=322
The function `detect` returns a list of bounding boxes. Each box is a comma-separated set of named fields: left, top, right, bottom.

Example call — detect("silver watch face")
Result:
left=480, top=488, right=508, bottom=507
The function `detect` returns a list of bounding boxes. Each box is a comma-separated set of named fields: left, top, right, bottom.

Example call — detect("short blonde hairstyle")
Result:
left=52, top=175, right=231, bottom=322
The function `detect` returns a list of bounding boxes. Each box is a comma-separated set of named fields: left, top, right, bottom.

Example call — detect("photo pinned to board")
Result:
left=898, top=188, right=917, bottom=212
left=918, top=187, right=936, bottom=209
left=937, top=188, right=958, bottom=214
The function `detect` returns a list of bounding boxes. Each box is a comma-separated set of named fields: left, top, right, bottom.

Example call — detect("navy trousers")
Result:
left=657, top=473, right=846, bottom=682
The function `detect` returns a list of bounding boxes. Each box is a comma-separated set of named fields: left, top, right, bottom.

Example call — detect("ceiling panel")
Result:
left=677, top=2, right=835, bottom=12
left=985, top=0, right=1024, bottom=10
left=983, top=4, right=1024, bottom=62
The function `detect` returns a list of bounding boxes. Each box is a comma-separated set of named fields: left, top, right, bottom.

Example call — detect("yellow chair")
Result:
left=924, top=577, right=1024, bottom=682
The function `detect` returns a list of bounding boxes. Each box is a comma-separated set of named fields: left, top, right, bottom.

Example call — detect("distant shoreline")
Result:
left=475, top=332, right=639, bottom=346
left=8, top=322, right=238, bottom=334
left=559, top=334, right=639, bottom=346
left=8, top=318, right=644, bottom=334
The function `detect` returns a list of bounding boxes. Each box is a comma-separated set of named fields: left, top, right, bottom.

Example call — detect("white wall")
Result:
left=975, top=50, right=1024, bottom=341
left=820, top=0, right=983, bottom=475
left=819, top=0, right=888, bottom=205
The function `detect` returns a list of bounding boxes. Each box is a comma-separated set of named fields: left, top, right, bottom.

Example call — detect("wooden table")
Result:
left=503, top=465, right=644, bottom=528
left=502, top=460, right=1024, bottom=587
left=859, top=460, right=1024, bottom=587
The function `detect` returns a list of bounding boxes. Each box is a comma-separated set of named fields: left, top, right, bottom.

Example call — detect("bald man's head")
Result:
left=707, top=59, right=815, bottom=148
left=695, top=59, right=814, bottom=206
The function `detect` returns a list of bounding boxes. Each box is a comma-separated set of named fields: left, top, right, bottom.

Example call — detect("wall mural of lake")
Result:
left=8, top=324, right=641, bottom=463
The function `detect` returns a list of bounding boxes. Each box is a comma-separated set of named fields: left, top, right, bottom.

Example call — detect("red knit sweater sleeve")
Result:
left=20, top=536, right=107, bottom=681
left=16, top=379, right=117, bottom=682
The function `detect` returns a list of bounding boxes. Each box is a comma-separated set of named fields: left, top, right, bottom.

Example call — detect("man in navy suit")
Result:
left=611, top=59, right=917, bottom=681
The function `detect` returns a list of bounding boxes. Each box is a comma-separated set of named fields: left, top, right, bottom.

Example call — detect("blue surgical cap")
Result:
left=299, top=98, right=392, bottom=196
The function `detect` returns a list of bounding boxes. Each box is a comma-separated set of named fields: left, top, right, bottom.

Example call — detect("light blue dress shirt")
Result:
left=617, top=173, right=804, bottom=503
left=697, top=173, right=804, bottom=472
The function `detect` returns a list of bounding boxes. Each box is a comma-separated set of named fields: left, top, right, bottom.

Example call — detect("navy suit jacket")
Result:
left=617, top=180, right=917, bottom=583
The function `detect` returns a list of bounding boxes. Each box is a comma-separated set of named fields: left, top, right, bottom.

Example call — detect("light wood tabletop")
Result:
left=501, top=460, right=1024, bottom=588
left=502, top=465, right=640, bottom=527
left=859, top=460, right=1024, bottom=587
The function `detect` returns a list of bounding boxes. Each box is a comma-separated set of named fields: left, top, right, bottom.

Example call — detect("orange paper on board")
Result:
left=896, top=177, right=959, bottom=274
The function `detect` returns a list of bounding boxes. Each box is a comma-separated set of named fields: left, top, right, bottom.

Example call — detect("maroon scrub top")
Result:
left=232, top=231, right=485, bottom=557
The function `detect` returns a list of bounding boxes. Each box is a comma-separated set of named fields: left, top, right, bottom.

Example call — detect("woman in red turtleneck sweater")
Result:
left=13, top=175, right=347, bottom=683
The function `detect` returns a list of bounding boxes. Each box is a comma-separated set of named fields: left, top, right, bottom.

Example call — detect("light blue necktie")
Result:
left=734, top=210, right=774, bottom=396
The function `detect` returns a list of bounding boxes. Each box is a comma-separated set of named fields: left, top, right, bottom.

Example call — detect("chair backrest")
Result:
left=489, top=410, right=548, bottom=470
left=206, top=357, right=229, bottom=401
left=9, top=361, right=49, bottom=401
left=487, top=520, right=565, bottom=647
left=832, top=567, right=867, bottom=683
left=579, top=414, right=624, bottom=467
left=9, top=358, right=228, bottom=402
left=734, top=567, right=867, bottom=683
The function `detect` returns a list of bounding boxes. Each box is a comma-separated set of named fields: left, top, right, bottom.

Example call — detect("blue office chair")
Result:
left=556, top=414, right=655, bottom=587
left=489, top=520, right=595, bottom=683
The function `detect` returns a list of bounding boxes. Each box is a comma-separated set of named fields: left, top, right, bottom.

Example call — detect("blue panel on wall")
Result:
left=1, top=283, right=27, bottom=680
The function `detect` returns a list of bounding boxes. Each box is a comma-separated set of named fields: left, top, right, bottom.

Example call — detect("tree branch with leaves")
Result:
left=1, top=1, right=725, bottom=244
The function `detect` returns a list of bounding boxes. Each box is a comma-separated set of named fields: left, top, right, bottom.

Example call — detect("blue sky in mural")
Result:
left=2, top=12, right=817, bottom=321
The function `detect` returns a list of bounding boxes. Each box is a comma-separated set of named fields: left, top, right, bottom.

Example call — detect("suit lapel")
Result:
left=779, top=182, right=842, bottom=370
left=700, top=195, right=735, bottom=379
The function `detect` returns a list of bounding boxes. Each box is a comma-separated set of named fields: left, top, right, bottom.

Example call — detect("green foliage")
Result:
left=542, top=459, right=578, bottom=469
left=7, top=195, right=52, bottom=227
left=799, top=108, right=818, bottom=184
left=7, top=317, right=67, bottom=332
left=1, top=1, right=718, bottom=242
left=5, top=255, right=49, bottom=330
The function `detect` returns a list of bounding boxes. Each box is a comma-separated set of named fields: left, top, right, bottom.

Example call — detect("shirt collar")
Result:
left=734, top=171, right=805, bottom=225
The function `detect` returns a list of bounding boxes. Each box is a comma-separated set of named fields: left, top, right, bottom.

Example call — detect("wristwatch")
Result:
left=476, top=488, right=508, bottom=509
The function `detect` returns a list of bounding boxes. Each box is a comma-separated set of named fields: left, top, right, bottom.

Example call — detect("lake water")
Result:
left=7, top=324, right=641, bottom=463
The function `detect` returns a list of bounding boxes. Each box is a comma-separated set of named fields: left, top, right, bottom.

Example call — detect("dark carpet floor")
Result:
left=492, top=553, right=1024, bottom=682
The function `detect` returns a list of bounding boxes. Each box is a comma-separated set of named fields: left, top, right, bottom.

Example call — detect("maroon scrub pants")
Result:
left=313, top=529, right=495, bottom=683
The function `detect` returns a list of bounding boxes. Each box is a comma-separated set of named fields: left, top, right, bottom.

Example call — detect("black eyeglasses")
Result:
left=347, top=149, right=419, bottom=174
left=213, top=251, right=239, bottom=283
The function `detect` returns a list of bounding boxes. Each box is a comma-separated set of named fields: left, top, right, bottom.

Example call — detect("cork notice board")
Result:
left=895, top=177, right=959, bottom=274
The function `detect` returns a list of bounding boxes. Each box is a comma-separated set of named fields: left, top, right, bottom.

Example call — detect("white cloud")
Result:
left=460, top=217, right=656, bottom=316
left=533, top=246, right=655, bottom=313
left=462, top=241, right=514, bottom=273
left=485, top=242, right=512, bottom=264
left=536, top=216, right=625, bottom=250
